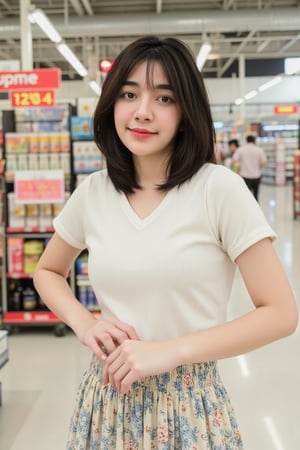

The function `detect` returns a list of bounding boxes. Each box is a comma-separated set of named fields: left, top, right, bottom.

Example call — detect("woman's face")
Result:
left=114, top=60, right=182, bottom=163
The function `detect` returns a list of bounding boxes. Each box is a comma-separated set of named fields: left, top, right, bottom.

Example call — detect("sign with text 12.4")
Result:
left=10, top=90, right=55, bottom=108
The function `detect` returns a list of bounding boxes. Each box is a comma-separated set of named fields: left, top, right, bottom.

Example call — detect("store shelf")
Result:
left=7, top=272, right=33, bottom=279
left=4, top=311, right=61, bottom=324
left=0, top=109, right=103, bottom=335
left=0, top=330, right=9, bottom=407
left=259, top=135, right=298, bottom=185
left=6, top=226, right=55, bottom=234
left=1, top=106, right=73, bottom=335
left=293, top=150, right=300, bottom=220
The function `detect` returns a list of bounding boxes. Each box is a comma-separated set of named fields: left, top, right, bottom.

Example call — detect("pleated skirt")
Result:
left=66, top=355, right=243, bottom=450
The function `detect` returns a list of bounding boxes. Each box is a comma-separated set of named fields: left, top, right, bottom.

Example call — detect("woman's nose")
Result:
left=134, top=97, right=153, bottom=121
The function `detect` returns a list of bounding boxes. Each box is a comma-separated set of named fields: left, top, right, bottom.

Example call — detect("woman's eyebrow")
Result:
left=122, top=80, right=173, bottom=90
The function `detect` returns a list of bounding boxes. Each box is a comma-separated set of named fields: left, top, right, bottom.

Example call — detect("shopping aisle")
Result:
left=0, top=183, right=299, bottom=450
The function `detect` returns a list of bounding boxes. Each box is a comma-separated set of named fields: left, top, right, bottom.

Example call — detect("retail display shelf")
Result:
left=3, top=311, right=101, bottom=324
left=7, top=272, right=33, bottom=279
left=76, top=275, right=91, bottom=286
left=6, top=226, right=55, bottom=234
left=293, top=150, right=300, bottom=219
left=0, top=330, right=9, bottom=407
left=4, top=311, right=61, bottom=324
left=1, top=108, right=103, bottom=337
left=0, top=330, right=8, bottom=369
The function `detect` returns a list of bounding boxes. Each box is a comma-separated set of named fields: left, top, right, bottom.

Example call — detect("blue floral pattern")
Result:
left=67, top=356, right=243, bottom=449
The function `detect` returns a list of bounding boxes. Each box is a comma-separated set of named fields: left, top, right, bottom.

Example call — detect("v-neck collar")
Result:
left=119, top=188, right=175, bottom=230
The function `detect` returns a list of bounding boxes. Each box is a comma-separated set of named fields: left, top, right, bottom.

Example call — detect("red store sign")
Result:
left=0, top=68, right=61, bottom=91
left=10, top=90, right=55, bottom=108
left=274, top=105, right=298, bottom=114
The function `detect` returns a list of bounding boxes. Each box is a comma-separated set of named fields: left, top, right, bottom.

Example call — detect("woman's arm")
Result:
left=103, top=238, right=298, bottom=393
left=175, top=238, right=297, bottom=362
left=33, top=233, right=139, bottom=358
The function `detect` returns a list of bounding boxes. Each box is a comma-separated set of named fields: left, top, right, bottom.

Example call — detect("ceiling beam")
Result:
left=81, top=0, right=94, bottom=16
left=218, top=29, right=257, bottom=77
left=69, top=0, right=84, bottom=16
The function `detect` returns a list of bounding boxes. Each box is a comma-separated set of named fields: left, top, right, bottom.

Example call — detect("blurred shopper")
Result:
left=214, top=141, right=226, bottom=164
left=33, top=36, right=297, bottom=450
left=223, top=138, right=239, bottom=171
left=232, top=135, right=267, bottom=201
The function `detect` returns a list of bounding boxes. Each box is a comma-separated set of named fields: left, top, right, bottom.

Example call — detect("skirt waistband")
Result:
left=87, top=354, right=219, bottom=392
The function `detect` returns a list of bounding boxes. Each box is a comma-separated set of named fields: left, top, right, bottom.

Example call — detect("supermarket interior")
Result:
left=0, top=1, right=300, bottom=450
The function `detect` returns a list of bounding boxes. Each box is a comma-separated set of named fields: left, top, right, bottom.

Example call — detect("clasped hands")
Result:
left=78, top=316, right=177, bottom=394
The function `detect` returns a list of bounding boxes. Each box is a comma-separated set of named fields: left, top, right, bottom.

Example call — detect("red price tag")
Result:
left=10, top=90, right=55, bottom=108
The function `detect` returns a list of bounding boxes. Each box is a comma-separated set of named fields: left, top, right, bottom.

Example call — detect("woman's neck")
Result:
left=133, top=155, right=169, bottom=190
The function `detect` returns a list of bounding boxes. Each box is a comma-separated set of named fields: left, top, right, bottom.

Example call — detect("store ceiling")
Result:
left=0, top=0, right=300, bottom=79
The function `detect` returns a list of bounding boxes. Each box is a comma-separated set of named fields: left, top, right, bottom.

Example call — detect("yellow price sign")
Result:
left=10, top=90, right=55, bottom=108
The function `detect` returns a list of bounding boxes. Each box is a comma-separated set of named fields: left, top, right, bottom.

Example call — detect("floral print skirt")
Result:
left=66, top=355, right=243, bottom=450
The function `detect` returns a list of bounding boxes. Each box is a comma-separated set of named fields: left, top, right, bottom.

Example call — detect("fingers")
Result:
left=83, top=318, right=139, bottom=365
left=84, top=334, right=109, bottom=361
left=102, top=362, right=109, bottom=384
left=102, top=347, right=131, bottom=392
left=107, top=317, right=140, bottom=341
left=111, top=364, right=131, bottom=393
left=102, top=341, right=141, bottom=393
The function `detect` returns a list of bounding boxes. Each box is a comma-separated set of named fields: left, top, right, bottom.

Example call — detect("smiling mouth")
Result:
left=129, top=128, right=157, bottom=138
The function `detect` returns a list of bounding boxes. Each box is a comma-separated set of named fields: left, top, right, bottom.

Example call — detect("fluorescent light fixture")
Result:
left=196, top=42, right=212, bottom=71
left=244, top=90, right=258, bottom=100
left=234, top=98, right=244, bottom=105
left=258, top=76, right=283, bottom=92
left=28, top=9, right=62, bottom=43
left=284, top=57, right=300, bottom=75
left=57, top=42, right=88, bottom=77
left=89, top=81, right=101, bottom=96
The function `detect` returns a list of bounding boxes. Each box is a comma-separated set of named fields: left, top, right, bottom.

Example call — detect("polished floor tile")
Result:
left=0, top=183, right=299, bottom=450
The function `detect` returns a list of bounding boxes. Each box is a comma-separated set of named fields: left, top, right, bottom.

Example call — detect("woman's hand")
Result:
left=102, top=339, right=179, bottom=394
left=74, top=316, right=140, bottom=361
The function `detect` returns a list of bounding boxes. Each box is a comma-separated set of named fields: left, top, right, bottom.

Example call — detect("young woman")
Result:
left=33, top=36, right=297, bottom=450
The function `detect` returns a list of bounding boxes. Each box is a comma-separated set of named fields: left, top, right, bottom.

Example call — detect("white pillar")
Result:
left=20, top=0, right=33, bottom=70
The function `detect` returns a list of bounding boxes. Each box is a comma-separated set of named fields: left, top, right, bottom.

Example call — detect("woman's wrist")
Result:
left=69, top=311, right=97, bottom=341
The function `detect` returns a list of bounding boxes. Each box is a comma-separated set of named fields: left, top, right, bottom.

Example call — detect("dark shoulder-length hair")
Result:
left=93, top=35, right=216, bottom=193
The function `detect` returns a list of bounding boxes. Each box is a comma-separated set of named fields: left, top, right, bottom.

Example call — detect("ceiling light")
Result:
left=196, top=41, right=212, bottom=71
left=234, top=98, right=244, bottom=105
left=28, top=8, right=62, bottom=43
left=57, top=43, right=88, bottom=77
left=89, top=81, right=101, bottom=96
left=258, top=76, right=283, bottom=92
left=244, top=90, right=258, bottom=100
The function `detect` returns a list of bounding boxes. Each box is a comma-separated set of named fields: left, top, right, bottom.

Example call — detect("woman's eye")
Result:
left=159, top=95, right=173, bottom=104
left=122, top=92, right=135, bottom=99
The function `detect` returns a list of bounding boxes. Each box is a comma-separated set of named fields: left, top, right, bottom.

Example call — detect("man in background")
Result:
left=232, top=135, right=267, bottom=201
left=225, top=139, right=239, bottom=172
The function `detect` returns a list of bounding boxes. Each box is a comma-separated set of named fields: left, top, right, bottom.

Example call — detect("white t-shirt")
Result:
left=53, top=163, right=276, bottom=341
left=232, top=143, right=267, bottom=178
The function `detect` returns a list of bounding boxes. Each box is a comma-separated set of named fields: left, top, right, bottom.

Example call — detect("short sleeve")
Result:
left=206, top=166, right=277, bottom=261
left=53, top=176, right=90, bottom=250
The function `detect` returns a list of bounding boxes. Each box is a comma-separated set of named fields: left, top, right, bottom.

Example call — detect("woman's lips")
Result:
left=129, top=128, right=156, bottom=138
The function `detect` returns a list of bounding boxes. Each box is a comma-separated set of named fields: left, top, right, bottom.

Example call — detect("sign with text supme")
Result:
left=0, top=68, right=61, bottom=91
